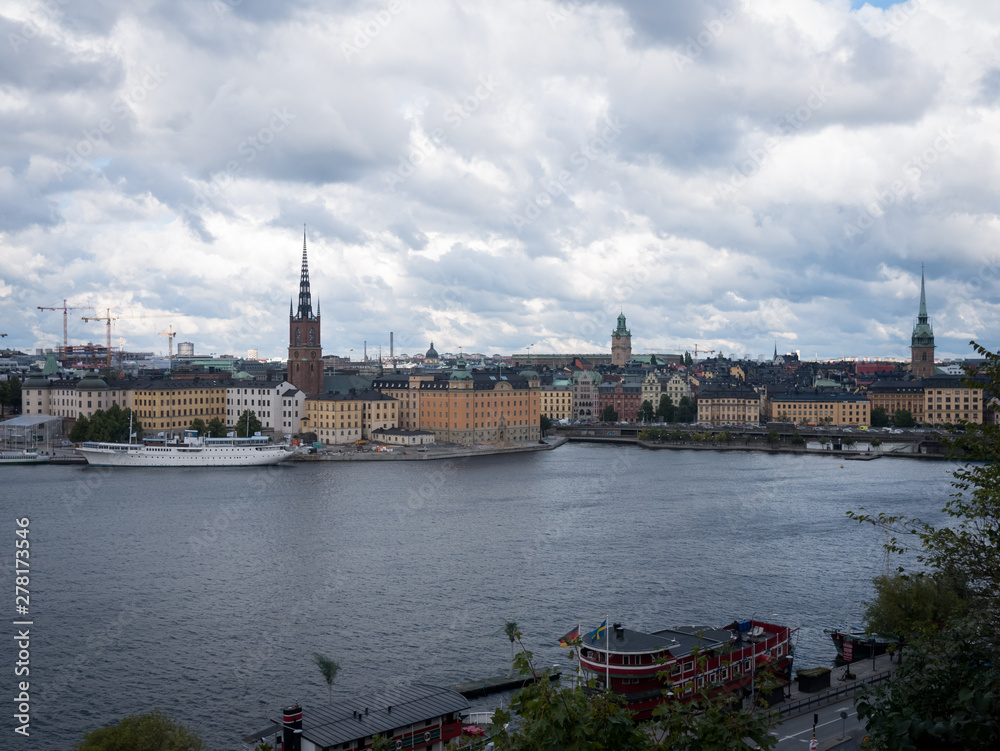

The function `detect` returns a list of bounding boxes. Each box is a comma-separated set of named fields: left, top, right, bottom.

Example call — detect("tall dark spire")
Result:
left=911, top=264, right=934, bottom=346
left=295, top=226, right=315, bottom=322
left=917, top=263, right=929, bottom=324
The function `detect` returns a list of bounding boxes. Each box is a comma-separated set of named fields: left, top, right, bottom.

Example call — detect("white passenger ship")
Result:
left=0, top=449, right=50, bottom=465
left=76, top=430, right=293, bottom=467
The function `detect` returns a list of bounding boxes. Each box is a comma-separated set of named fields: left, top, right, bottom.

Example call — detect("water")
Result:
left=2, top=444, right=956, bottom=749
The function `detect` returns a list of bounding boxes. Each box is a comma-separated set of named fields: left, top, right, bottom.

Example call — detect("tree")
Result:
left=70, top=405, right=143, bottom=443
left=74, top=709, right=205, bottom=750
left=503, top=620, right=520, bottom=672
left=600, top=405, right=619, bottom=422
left=842, top=437, right=855, bottom=448
left=849, top=342, right=1000, bottom=749
left=0, top=376, right=20, bottom=416
left=69, top=415, right=91, bottom=443
left=684, top=351, right=693, bottom=367
left=189, top=418, right=208, bottom=435
left=766, top=429, right=780, bottom=446
left=655, top=394, right=675, bottom=422
left=539, top=414, right=553, bottom=432
left=871, top=407, right=890, bottom=427
left=639, top=399, right=655, bottom=423
left=236, top=410, right=263, bottom=437
left=675, top=396, right=696, bottom=423
left=869, top=437, right=882, bottom=450
left=313, top=652, right=340, bottom=703
left=893, top=408, right=916, bottom=428
left=489, top=633, right=780, bottom=751
left=790, top=433, right=805, bottom=446
left=206, top=417, right=226, bottom=437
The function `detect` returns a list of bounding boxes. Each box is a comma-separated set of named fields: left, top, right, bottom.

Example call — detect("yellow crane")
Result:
left=81, top=309, right=118, bottom=367
left=158, top=325, right=178, bottom=361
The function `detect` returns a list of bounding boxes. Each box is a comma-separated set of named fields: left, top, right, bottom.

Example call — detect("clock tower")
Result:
left=611, top=311, right=632, bottom=367
left=287, top=229, right=323, bottom=396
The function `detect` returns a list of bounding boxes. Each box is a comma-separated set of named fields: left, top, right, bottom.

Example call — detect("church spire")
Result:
left=295, top=225, right=315, bottom=321
left=917, top=263, right=929, bottom=324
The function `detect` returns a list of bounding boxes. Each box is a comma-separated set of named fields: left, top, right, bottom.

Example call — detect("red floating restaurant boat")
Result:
left=575, top=618, right=796, bottom=720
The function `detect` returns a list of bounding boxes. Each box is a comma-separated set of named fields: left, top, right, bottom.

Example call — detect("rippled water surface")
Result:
left=3, top=444, right=956, bottom=749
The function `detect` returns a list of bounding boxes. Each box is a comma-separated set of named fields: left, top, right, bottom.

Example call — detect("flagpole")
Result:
left=605, top=613, right=610, bottom=690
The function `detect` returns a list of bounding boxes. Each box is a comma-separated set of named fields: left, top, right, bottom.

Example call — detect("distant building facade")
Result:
left=697, top=385, right=761, bottom=426
left=768, top=392, right=870, bottom=427
left=923, top=375, right=984, bottom=425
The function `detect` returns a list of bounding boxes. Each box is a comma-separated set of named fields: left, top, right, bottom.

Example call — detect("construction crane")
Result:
left=81, top=309, right=118, bottom=367
left=159, top=325, right=178, bottom=361
left=37, top=299, right=91, bottom=348
left=692, top=344, right=716, bottom=359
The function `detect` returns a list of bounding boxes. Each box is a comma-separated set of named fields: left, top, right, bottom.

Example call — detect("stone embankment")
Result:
left=290, top=435, right=568, bottom=462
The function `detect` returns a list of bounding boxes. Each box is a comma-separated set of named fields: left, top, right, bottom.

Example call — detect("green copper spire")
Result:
left=613, top=310, right=630, bottom=336
left=911, top=264, right=934, bottom=348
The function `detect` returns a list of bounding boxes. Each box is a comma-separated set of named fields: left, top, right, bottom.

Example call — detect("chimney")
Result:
left=282, top=704, right=303, bottom=751
left=613, top=623, right=624, bottom=640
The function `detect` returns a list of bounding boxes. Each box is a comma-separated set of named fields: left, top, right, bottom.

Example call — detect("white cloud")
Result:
left=0, top=0, right=998, bottom=361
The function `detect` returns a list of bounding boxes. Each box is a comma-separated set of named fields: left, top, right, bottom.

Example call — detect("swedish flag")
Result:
left=586, top=620, right=607, bottom=643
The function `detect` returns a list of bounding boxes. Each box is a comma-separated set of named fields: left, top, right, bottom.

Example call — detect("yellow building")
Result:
left=130, top=379, right=228, bottom=432
left=303, top=390, right=398, bottom=445
left=415, top=360, right=541, bottom=445
left=540, top=382, right=573, bottom=421
left=370, top=374, right=435, bottom=430
left=768, top=393, right=870, bottom=426
left=922, top=376, right=984, bottom=425
left=866, top=381, right=925, bottom=424
left=696, top=386, right=760, bottom=426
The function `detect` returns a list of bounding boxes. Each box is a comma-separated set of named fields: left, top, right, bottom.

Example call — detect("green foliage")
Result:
left=69, top=414, right=90, bottom=442
left=189, top=418, right=207, bottom=435
left=893, top=408, right=916, bottom=428
left=842, top=437, right=855, bottom=447
left=70, top=405, right=143, bottom=443
left=206, top=417, right=226, bottom=437
left=370, top=734, right=395, bottom=751
left=313, top=652, right=340, bottom=703
left=790, top=433, right=805, bottom=446
left=674, top=396, right=696, bottom=423
left=490, top=634, right=780, bottom=751
left=489, top=647, right=647, bottom=751
left=0, top=376, right=21, bottom=415
left=74, top=709, right=205, bottom=751
left=656, top=394, right=675, bottom=422
left=856, top=618, right=998, bottom=751
left=869, top=437, right=882, bottom=448
left=639, top=400, right=655, bottom=423
left=765, top=429, right=780, bottom=446
left=503, top=620, right=521, bottom=668
left=849, top=341, right=1000, bottom=749
left=236, top=410, right=263, bottom=437
left=540, top=414, right=553, bottom=432
left=600, top=405, right=619, bottom=423
left=871, top=407, right=890, bottom=427
left=684, top=351, right=693, bottom=367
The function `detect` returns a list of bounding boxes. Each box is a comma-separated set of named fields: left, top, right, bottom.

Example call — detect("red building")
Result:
left=597, top=381, right=642, bottom=421
left=286, top=230, right=324, bottom=397
left=577, top=618, right=794, bottom=720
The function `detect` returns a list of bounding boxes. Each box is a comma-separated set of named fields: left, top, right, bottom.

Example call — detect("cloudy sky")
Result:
left=1, top=0, right=998, bottom=362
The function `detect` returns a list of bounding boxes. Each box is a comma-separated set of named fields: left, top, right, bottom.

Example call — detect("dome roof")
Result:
left=425, top=341, right=439, bottom=359
left=22, top=376, right=50, bottom=389
left=519, top=368, right=539, bottom=379
left=77, top=375, right=109, bottom=390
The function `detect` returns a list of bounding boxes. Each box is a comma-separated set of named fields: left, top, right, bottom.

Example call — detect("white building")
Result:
left=226, top=381, right=305, bottom=434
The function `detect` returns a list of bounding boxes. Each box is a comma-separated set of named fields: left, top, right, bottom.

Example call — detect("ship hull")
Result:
left=76, top=443, right=292, bottom=467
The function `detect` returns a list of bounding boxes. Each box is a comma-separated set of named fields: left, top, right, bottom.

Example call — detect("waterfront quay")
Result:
left=560, top=424, right=950, bottom=459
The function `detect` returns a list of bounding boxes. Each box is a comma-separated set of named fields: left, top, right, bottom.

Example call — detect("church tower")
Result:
left=287, top=229, right=323, bottom=396
left=910, top=265, right=936, bottom=378
left=611, top=311, right=632, bottom=367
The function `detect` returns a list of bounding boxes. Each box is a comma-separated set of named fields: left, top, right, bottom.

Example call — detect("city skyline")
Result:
left=2, top=1, right=998, bottom=361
